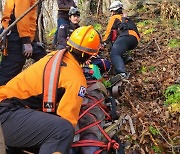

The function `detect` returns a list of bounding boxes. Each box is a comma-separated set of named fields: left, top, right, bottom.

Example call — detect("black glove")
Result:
left=22, top=43, right=33, bottom=58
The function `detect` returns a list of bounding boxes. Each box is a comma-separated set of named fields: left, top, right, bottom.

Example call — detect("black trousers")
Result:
left=0, top=104, right=74, bottom=154
left=110, top=35, right=138, bottom=74
left=0, top=32, right=47, bottom=86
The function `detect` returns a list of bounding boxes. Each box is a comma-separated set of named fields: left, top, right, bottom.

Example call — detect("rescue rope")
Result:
left=72, top=91, right=119, bottom=153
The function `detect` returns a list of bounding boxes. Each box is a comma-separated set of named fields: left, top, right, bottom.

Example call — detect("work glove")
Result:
left=22, top=43, right=33, bottom=58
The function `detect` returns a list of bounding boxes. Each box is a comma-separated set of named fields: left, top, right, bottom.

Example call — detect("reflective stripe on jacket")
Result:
left=103, top=14, right=140, bottom=43
left=2, top=0, right=37, bottom=42
left=0, top=51, right=87, bottom=126
left=43, top=49, right=66, bottom=113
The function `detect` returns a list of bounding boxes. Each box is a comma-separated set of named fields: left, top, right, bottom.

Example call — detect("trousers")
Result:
left=110, top=35, right=138, bottom=74
left=53, top=17, right=70, bottom=46
left=0, top=32, right=47, bottom=86
left=0, top=103, right=74, bottom=154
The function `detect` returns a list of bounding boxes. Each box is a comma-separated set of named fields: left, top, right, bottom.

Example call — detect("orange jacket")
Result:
left=0, top=51, right=87, bottom=127
left=2, top=0, right=37, bottom=43
left=103, top=15, right=122, bottom=42
left=103, top=14, right=140, bottom=43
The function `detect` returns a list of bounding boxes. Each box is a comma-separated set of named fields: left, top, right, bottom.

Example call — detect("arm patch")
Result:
left=59, top=25, right=65, bottom=29
left=78, top=86, right=86, bottom=98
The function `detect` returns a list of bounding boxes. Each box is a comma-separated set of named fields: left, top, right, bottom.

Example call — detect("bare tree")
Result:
left=42, top=0, right=57, bottom=35
left=79, top=0, right=91, bottom=25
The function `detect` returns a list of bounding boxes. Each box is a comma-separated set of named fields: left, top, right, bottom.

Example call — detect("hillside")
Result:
left=97, top=4, right=180, bottom=153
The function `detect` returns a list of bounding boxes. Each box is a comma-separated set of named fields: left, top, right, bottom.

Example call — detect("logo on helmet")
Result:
left=88, top=31, right=96, bottom=42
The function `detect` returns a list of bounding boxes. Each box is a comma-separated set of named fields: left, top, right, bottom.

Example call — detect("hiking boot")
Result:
left=109, top=73, right=127, bottom=86
left=119, top=72, right=129, bottom=79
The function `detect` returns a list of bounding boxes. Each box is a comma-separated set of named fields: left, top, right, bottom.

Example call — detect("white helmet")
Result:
left=109, top=1, right=123, bottom=11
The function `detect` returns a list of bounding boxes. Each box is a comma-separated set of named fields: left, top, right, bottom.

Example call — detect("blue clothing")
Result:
left=57, top=17, right=70, bottom=30
left=53, top=17, right=70, bottom=46
left=56, top=22, right=79, bottom=50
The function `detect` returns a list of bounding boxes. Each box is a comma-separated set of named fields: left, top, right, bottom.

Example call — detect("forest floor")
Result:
left=92, top=7, right=180, bottom=154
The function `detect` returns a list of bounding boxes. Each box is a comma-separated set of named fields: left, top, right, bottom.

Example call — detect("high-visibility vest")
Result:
left=42, top=50, right=66, bottom=112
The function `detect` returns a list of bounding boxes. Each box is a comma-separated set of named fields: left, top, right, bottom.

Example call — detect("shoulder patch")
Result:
left=78, top=86, right=86, bottom=98
left=59, top=25, right=65, bottom=29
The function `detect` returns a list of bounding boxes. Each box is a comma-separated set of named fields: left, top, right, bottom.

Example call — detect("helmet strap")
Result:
left=70, top=47, right=73, bottom=52
left=71, top=49, right=91, bottom=64
left=81, top=52, right=84, bottom=57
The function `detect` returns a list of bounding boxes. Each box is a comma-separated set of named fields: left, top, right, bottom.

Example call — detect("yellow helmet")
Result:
left=67, top=25, right=100, bottom=56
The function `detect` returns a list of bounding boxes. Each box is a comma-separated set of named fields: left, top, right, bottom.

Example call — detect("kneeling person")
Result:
left=0, top=26, right=100, bottom=154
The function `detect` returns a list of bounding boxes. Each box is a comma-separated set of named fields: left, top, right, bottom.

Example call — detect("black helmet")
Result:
left=68, top=7, right=80, bottom=16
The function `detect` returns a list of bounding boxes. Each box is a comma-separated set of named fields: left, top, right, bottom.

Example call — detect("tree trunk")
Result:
left=35, top=2, right=45, bottom=42
left=97, top=0, right=103, bottom=15
left=80, top=0, right=91, bottom=25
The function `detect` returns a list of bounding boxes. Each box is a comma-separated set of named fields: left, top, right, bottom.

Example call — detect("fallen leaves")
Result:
left=113, top=13, right=180, bottom=153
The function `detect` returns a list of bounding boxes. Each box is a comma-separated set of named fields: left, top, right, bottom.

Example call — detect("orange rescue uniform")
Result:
left=103, top=14, right=140, bottom=43
left=0, top=51, right=87, bottom=126
left=2, top=0, right=37, bottom=41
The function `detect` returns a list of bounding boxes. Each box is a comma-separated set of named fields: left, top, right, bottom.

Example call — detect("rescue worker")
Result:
left=0, top=0, right=47, bottom=86
left=53, top=0, right=77, bottom=45
left=0, top=26, right=101, bottom=154
left=103, top=1, right=140, bottom=78
left=56, top=7, right=80, bottom=50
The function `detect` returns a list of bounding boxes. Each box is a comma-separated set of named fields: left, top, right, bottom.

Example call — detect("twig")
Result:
left=137, top=99, right=179, bottom=151
left=154, top=38, right=161, bottom=52
left=154, top=124, right=180, bottom=150
left=124, top=114, right=136, bottom=134
left=139, top=40, right=154, bottom=52
left=124, top=94, right=159, bottom=147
